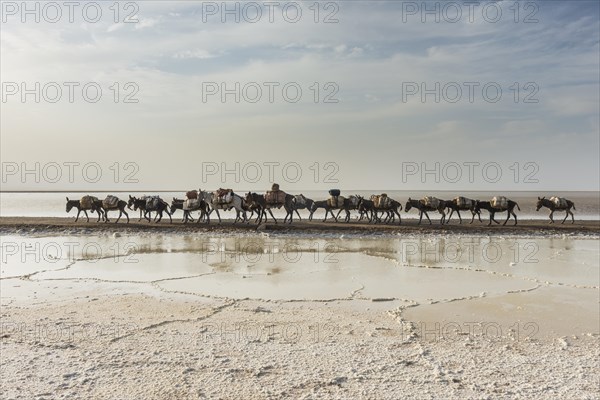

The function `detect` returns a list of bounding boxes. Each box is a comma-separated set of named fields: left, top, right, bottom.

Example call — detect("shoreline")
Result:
left=2, top=217, right=599, bottom=237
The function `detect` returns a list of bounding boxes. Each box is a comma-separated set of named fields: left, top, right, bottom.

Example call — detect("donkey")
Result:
left=309, top=200, right=343, bottom=222
left=66, top=197, right=103, bottom=223
left=445, top=197, right=481, bottom=224
left=370, top=196, right=402, bottom=224
left=128, top=196, right=172, bottom=223
left=332, top=195, right=363, bottom=223
left=199, top=190, right=246, bottom=224
left=404, top=198, right=447, bottom=225
left=286, top=194, right=314, bottom=223
left=536, top=197, right=575, bottom=224
left=101, top=196, right=130, bottom=223
left=244, top=192, right=294, bottom=224
left=170, top=198, right=191, bottom=222
left=242, top=195, right=264, bottom=224
left=474, top=199, right=520, bottom=226
left=357, top=198, right=376, bottom=222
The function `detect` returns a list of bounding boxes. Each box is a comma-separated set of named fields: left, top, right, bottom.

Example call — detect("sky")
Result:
left=1, top=0, right=599, bottom=192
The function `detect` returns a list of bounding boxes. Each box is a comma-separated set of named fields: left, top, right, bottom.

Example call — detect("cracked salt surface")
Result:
left=1, top=232, right=598, bottom=399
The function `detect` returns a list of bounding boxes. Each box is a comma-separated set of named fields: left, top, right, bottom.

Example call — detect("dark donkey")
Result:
left=245, top=192, right=294, bottom=224
left=445, top=197, right=481, bottom=224
left=101, top=196, right=130, bottom=223
left=404, top=198, right=448, bottom=225
left=66, top=196, right=104, bottom=222
left=309, top=199, right=344, bottom=222
left=127, top=196, right=172, bottom=223
left=474, top=199, right=520, bottom=226
left=170, top=198, right=193, bottom=222
left=370, top=195, right=403, bottom=224
left=536, top=197, right=575, bottom=224
left=286, top=194, right=314, bottom=223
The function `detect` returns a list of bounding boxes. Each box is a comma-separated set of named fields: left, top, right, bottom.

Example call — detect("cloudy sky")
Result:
left=1, top=0, right=599, bottom=191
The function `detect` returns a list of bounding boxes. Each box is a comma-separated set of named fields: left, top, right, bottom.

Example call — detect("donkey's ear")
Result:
left=542, top=196, right=545, bottom=200
left=66, top=197, right=69, bottom=201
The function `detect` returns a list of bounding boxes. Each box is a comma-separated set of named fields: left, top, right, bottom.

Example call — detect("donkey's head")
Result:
left=404, top=198, right=412, bottom=212
left=127, top=195, right=137, bottom=210
left=65, top=197, right=76, bottom=213
left=535, top=196, right=545, bottom=211
left=245, top=192, right=254, bottom=204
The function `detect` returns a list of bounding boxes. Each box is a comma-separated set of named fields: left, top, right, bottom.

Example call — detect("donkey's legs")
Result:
left=116, top=210, right=122, bottom=223
left=394, top=210, right=402, bottom=225
left=456, top=210, right=463, bottom=224
left=267, top=209, right=277, bottom=224
left=295, top=210, right=302, bottom=220
left=446, top=209, right=453, bottom=222
left=503, top=209, right=512, bottom=226
left=549, top=210, right=555, bottom=224
left=75, top=209, right=82, bottom=222
left=511, top=210, right=517, bottom=225
left=562, top=210, right=569, bottom=224
left=104, top=210, right=110, bottom=223
left=491, top=212, right=500, bottom=224
left=569, top=209, right=575, bottom=224
left=335, top=209, right=343, bottom=220
left=83, top=210, right=90, bottom=223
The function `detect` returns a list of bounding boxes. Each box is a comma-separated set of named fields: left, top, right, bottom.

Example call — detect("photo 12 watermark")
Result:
left=400, top=320, right=540, bottom=342
left=400, top=1, right=539, bottom=24
left=201, top=161, right=340, bottom=185
left=401, top=82, right=539, bottom=104
left=1, top=1, right=140, bottom=24
left=199, top=1, right=340, bottom=24
left=200, top=81, right=339, bottom=104
left=1, top=161, right=140, bottom=185
left=195, top=321, right=340, bottom=344
left=0, top=321, right=139, bottom=344
left=1, top=82, right=140, bottom=104
left=1, top=240, right=140, bottom=265
left=401, top=161, right=539, bottom=185
left=397, top=238, right=539, bottom=266
left=200, top=239, right=340, bottom=265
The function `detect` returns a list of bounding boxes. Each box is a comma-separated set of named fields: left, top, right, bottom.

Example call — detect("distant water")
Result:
left=1, top=191, right=599, bottom=220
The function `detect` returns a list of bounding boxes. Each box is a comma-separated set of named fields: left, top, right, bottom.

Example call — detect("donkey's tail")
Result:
left=515, top=202, right=521, bottom=211
left=572, top=202, right=576, bottom=211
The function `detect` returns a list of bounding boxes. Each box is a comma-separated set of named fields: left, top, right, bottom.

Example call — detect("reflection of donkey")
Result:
left=66, top=197, right=103, bottom=222
left=536, top=197, right=575, bottom=224
left=404, top=198, right=447, bottom=225
left=474, top=199, right=520, bottom=226
left=445, top=197, right=481, bottom=224
left=101, top=196, right=130, bottom=223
